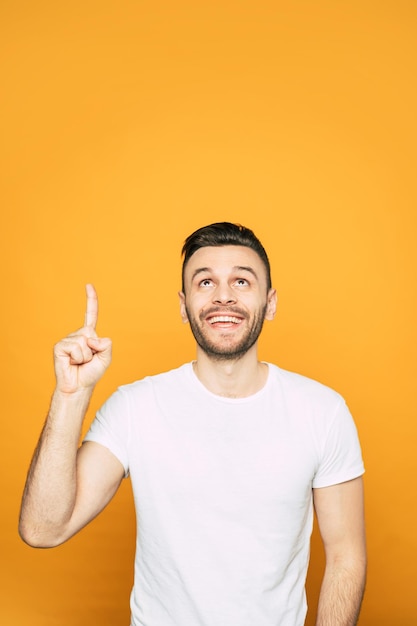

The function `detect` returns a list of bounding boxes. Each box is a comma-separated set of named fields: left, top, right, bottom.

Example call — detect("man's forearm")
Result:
left=316, top=560, right=366, bottom=626
left=19, top=388, right=92, bottom=547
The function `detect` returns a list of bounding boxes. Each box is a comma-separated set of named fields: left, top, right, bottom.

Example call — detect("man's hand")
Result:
left=53, top=284, right=112, bottom=394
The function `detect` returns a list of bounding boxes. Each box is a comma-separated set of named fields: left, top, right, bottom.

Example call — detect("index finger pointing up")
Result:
left=84, top=283, right=98, bottom=329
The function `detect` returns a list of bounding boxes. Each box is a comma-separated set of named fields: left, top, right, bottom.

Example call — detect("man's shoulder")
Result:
left=266, top=363, right=345, bottom=405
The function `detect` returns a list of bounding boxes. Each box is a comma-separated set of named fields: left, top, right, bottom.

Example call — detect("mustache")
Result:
left=200, top=306, right=248, bottom=321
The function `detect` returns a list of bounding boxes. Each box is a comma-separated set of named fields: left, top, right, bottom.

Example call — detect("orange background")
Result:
left=1, top=1, right=416, bottom=624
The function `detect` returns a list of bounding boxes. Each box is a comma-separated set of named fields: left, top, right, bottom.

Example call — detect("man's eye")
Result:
left=236, top=279, right=249, bottom=286
left=200, top=279, right=213, bottom=287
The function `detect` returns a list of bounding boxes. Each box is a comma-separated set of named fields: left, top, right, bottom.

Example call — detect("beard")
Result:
left=185, top=303, right=268, bottom=362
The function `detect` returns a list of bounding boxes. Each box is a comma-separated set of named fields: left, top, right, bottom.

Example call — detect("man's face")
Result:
left=179, top=245, right=276, bottom=361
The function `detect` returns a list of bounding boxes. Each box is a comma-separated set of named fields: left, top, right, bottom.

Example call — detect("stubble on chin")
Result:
left=186, top=303, right=267, bottom=361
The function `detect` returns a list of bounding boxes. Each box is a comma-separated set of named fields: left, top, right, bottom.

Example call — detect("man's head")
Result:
left=179, top=222, right=276, bottom=361
left=181, top=222, right=272, bottom=294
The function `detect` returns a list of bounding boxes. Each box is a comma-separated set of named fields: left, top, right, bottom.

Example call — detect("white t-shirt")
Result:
left=84, top=363, right=364, bottom=626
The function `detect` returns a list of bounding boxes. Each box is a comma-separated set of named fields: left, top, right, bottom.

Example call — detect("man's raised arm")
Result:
left=19, top=285, right=123, bottom=548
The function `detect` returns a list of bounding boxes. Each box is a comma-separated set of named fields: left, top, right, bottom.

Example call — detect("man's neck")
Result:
left=193, top=348, right=268, bottom=398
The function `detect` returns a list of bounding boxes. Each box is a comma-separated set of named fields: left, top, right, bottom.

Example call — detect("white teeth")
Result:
left=208, top=316, right=241, bottom=324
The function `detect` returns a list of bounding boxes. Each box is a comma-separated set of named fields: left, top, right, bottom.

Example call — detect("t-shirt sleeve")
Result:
left=312, top=398, right=365, bottom=489
left=83, top=387, right=131, bottom=477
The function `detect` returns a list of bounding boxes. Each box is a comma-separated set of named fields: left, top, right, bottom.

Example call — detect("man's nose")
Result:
left=213, top=283, right=236, bottom=305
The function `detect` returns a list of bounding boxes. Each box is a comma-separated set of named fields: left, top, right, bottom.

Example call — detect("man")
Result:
left=19, top=222, right=366, bottom=625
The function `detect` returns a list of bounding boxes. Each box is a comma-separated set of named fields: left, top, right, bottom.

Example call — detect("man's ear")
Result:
left=265, top=288, right=277, bottom=321
left=178, top=291, right=189, bottom=323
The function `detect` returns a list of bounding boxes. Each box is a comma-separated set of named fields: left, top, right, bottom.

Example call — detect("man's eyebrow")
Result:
left=190, top=266, right=259, bottom=282
left=191, top=267, right=212, bottom=282
left=234, top=266, right=259, bottom=280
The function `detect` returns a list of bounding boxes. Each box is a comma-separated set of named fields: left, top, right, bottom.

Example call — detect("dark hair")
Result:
left=181, top=222, right=271, bottom=291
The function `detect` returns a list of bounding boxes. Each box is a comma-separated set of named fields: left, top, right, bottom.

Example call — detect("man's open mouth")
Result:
left=207, top=315, right=242, bottom=325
